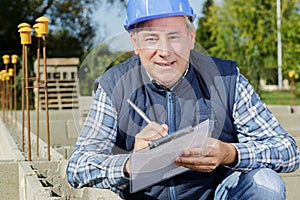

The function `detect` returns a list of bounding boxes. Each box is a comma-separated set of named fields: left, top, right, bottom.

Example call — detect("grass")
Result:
left=260, top=90, right=300, bottom=105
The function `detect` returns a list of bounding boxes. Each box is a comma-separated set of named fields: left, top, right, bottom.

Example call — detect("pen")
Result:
left=127, top=99, right=151, bottom=124
left=149, top=126, right=193, bottom=149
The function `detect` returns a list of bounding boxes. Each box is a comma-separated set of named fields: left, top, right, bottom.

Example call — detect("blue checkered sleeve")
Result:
left=231, top=73, right=299, bottom=172
left=66, top=84, right=129, bottom=193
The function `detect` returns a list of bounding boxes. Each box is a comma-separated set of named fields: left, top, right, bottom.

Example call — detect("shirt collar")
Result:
left=145, top=64, right=190, bottom=91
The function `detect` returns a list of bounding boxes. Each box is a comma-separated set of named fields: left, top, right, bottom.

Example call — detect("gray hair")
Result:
left=184, top=16, right=195, bottom=36
left=131, top=16, right=195, bottom=34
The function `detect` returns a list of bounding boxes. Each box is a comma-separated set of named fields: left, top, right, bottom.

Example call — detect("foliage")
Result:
left=260, top=90, right=300, bottom=105
left=281, top=2, right=300, bottom=77
left=78, top=44, right=133, bottom=96
left=0, top=0, right=104, bottom=108
left=46, top=30, right=83, bottom=58
left=195, top=0, right=300, bottom=92
left=295, top=82, right=300, bottom=98
left=196, top=0, right=215, bottom=51
left=0, top=0, right=99, bottom=57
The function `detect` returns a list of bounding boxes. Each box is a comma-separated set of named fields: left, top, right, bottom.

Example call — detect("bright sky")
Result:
left=92, top=0, right=205, bottom=46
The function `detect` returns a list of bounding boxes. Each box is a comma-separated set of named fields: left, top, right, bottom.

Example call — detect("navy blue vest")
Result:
left=98, top=50, right=238, bottom=199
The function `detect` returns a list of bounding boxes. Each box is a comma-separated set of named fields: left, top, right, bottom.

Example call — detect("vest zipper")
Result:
left=167, top=91, right=177, bottom=200
left=169, top=179, right=177, bottom=200
left=167, top=91, right=175, bottom=134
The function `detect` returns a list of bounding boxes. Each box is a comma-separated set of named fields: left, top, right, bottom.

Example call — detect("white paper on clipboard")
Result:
left=130, top=119, right=212, bottom=193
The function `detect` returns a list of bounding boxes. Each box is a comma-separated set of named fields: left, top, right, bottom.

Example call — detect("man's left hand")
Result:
left=174, top=138, right=237, bottom=173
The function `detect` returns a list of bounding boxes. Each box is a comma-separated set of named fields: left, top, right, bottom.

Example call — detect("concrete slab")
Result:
left=275, top=114, right=300, bottom=134
left=281, top=169, right=300, bottom=200
left=267, top=105, right=293, bottom=115
left=267, top=105, right=300, bottom=114
left=292, top=106, right=300, bottom=114
left=66, top=119, right=81, bottom=139
left=0, top=119, right=23, bottom=161
left=30, top=120, right=69, bottom=146
left=285, top=129, right=300, bottom=138
left=0, top=162, right=19, bottom=200
left=29, top=119, right=78, bottom=147
left=1, top=107, right=299, bottom=200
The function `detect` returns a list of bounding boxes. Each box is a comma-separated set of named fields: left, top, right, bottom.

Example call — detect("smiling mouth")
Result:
left=155, top=61, right=176, bottom=67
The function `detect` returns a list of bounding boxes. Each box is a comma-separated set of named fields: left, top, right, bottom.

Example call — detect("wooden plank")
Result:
left=39, top=93, right=78, bottom=97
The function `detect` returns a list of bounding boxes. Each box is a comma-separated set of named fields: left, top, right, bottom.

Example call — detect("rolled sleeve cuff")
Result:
left=107, top=154, right=130, bottom=189
left=228, top=143, right=256, bottom=171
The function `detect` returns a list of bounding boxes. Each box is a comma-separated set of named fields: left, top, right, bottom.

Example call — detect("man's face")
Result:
left=130, top=16, right=195, bottom=89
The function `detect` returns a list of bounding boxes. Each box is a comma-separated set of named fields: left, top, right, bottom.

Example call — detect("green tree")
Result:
left=0, top=0, right=111, bottom=108
left=195, top=0, right=215, bottom=51
left=79, top=44, right=133, bottom=96
left=198, top=0, right=300, bottom=91
left=46, top=30, right=83, bottom=58
left=281, top=2, right=300, bottom=76
left=0, top=0, right=99, bottom=57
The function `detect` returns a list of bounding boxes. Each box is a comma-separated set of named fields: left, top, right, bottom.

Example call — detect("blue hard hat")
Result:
left=124, top=0, right=196, bottom=31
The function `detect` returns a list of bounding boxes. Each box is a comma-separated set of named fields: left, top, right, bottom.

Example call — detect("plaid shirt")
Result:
left=67, top=71, right=299, bottom=194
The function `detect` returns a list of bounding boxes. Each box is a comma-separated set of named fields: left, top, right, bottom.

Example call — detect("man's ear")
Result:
left=130, top=32, right=139, bottom=55
left=189, top=28, right=196, bottom=50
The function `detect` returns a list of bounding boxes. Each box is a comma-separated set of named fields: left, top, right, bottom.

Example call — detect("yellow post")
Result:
left=0, top=70, right=6, bottom=122
left=5, top=72, right=10, bottom=125
left=0, top=72, right=2, bottom=119
left=2, top=55, right=10, bottom=125
left=36, top=16, right=51, bottom=161
left=11, top=55, right=18, bottom=127
left=17, top=23, right=31, bottom=29
left=18, top=27, right=33, bottom=45
left=8, top=68, right=14, bottom=126
left=2, top=55, right=10, bottom=65
left=289, top=70, right=295, bottom=108
left=18, top=23, right=29, bottom=153
left=33, top=23, right=42, bottom=157
left=35, top=16, right=49, bottom=35
left=18, top=24, right=33, bottom=161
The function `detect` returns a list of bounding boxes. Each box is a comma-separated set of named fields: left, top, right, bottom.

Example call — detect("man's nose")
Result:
left=157, top=39, right=171, bottom=56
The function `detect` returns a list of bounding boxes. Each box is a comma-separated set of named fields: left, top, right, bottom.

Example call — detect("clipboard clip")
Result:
left=148, top=126, right=193, bottom=149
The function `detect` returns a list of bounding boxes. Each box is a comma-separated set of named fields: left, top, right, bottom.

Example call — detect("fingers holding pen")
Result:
left=160, top=124, right=169, bottom=137
left=136, top=122, right=168, bottom=140
left=127, top=99, right=168, bottom=151
left=127, top=122, right=168, bottom=176
left=134, top=122, right=168, bottom=151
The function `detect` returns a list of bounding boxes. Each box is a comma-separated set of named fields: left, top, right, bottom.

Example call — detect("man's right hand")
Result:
left=134, top=122, right=168, bottom=152
left=124, top=122, right=168, bottom=177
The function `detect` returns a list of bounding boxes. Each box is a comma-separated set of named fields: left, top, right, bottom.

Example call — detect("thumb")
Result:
left=161, top=124, right=169, bottom=136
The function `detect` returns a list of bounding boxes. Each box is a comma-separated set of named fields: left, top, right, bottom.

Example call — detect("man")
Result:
left=67, top=0, right=299, bottom=199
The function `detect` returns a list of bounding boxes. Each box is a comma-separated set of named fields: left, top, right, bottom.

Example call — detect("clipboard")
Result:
left=148, top=126, right=193, bottom=149
left=130, top=119, right=211, bottom=193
